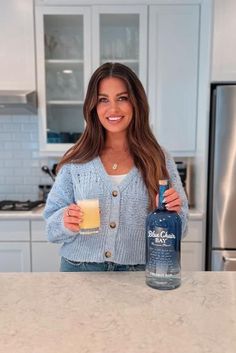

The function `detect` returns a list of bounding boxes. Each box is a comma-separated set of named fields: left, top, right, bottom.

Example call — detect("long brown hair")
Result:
left=57, top=62, right=169, bottom=209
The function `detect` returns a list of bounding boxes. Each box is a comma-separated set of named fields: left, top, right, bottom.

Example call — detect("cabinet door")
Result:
left=31, top=220, right=46, bottom=241
left=0, top=0, right=35, bottom=90
left=148, top=5, right=199, bottom=154
left=0, top=220, right=30, bottom=241
left=212, top=0, right=236, bottom=81
left=181, top=242, right=203, bottom=271
left=183, top=219, right=203, bottom=242
left=31, top=220, right=60, bottom=271
left=0, top=243, right=31, bottom=272
left=35, top=6, right=92, bottom=153
left=32, top=242, right=61, bottom=272
left=92, top=5, right=147, bottom=90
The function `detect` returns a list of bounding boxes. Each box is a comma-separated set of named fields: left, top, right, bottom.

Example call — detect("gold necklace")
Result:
left=101, top=150, right=131, bottom=171
left=112, top=163, right=118, bottom=170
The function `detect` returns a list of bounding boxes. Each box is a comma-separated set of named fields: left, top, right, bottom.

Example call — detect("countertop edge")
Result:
left=0, top=208, right=204, bottom=221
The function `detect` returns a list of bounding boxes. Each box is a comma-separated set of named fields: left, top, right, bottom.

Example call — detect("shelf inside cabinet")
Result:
left=45, top=59, right=84, bottom=65
left=101, top=59, right=139, bottom=64
left=47, top=100, right=83, bottom=105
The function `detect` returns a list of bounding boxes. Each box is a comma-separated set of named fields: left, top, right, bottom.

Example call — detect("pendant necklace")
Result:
left=112, top=163, right=118, bottom=170
left=111, top=154, right=130, bottom=170
left=102, top=150, right=130, bottom=171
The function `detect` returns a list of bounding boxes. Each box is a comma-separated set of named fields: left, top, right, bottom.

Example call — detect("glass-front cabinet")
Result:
left=92, top=6, right=147, bottom=89
left=35, top=5, right=147, bottom=154
left=36, top=7, right=91, bottom=153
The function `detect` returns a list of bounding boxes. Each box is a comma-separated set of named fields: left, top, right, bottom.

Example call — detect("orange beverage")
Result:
left=77, top=199, right=100, bottom=234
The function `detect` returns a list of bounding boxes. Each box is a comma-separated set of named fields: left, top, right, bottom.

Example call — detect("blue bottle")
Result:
left=145, top=180, right=182, bottom=290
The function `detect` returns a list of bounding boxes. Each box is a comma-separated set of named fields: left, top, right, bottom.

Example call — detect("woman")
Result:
left=44, top=62, right=188, bottom=272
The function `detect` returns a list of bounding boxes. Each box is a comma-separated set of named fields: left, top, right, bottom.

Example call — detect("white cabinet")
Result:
left=148, top=5, right=199, bottom=155
left=0, top=0, right=35, bottom=90
left=0, top=219, right=60, bottom=272
left=181, top=242, right=203, bottom=271
left=0, top=243, right=31, bottom=272
left=92, top=5, right=147, bottom=89
left=35, top=1, right=211, bottom=156
left=32, top=242, right=61, bottom=272
left=0, top=220, right=31, bottom=272
left=212, top=0, right=236, bottom=81
left=0, top=217, right=204, bottom=271
left=181, top=219, right=204, bottom=271
left=35, top=6, right=92, bottom=153
left=31, top=220, right=61, bottom=271
left=35, top=3, right=147, bottom=154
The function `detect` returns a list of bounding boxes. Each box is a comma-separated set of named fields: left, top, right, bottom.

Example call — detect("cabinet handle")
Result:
left=223, top=256, right=236, bottom=271
left=223, top=256, right=236, bottom=262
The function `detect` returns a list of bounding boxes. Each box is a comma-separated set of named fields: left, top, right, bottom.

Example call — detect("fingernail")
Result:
left=163, top=198, right=166, bottom=203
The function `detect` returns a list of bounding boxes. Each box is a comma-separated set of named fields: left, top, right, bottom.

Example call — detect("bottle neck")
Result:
left=158, top=184, right=168, bottom=210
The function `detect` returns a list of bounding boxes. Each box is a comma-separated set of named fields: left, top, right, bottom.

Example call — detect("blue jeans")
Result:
left=60, top=257, right=145, bottom=272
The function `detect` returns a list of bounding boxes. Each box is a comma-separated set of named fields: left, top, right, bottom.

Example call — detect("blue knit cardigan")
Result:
left=43, top=152, right=188, bottom=264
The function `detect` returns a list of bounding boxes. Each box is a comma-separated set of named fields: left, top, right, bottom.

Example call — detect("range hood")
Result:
left=0, top=90, right=37, bottom=115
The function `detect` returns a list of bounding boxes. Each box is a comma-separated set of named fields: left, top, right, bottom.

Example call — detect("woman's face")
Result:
left=96, top=77, right=133, bottom=135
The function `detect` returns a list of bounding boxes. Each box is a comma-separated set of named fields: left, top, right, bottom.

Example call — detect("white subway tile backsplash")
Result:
left=13, top=150, right=33, bottom=159
left=21, top=123, right=38, bottom=132
left=0, top=115, right=56, bottom=201
left=0, top=151, right=13, bottom=159
left=0, top=133, right=14, bottom=141
left=0, top=176, right=6, bottom=184
left=1, top=123, right=21, bottom=132
left=23, top=176, right=43, bottom=184
left=21, top=142, right=38, bottom=150
left=13, top=133, right=32, bottom=141
left=4, top=142, right=22, bottom=149
left=5, top=176, right=24, bottom=184
left=0, top=168, right=15, bottom=176
left=4, top=160, right=23, bottom=167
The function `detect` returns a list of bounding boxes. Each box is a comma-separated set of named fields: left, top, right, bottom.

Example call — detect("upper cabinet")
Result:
left=211, top=0, right=236, bottom=82
left=35, top=6, right=92, bottom=151
left=149, top=5, right=200, bottom=155
left=0, top=0, right=35, bottom=90
left=92, top=6, right=147, bottom=90
left=35, top=4, right=147, bottom=154
left=35, top=1, right=211, bottom=157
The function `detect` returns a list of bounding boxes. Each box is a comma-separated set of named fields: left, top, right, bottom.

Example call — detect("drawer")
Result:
left=32, top=242, right=61, bottom=272
left=183, top=219, right=203, bottom=242
left=181, top=242, right=203, bottom=271
left=0, top=220, right=30, bottom=241
left=31, top=220, right=46, bottom=241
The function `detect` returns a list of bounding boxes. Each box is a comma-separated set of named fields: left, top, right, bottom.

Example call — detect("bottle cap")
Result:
left=159, top=180, right=168, bottom=186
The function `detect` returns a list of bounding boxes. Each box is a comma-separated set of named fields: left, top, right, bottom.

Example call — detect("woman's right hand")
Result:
left=63, top=204, right=84, bottom=232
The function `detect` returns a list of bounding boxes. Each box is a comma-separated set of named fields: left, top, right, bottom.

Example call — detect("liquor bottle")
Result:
left=145, top=180, right=182, bottom=290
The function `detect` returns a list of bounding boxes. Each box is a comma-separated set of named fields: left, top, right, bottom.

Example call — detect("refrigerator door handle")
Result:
left=223, top=256, right=236, bottom=271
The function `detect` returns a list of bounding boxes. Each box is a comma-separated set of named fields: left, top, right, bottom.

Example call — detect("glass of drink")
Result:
left=76, top=199, right=100, bottom=235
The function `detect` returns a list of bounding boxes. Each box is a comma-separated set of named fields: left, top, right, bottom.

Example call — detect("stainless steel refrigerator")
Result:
left=207, top=84, right=236, bottom=271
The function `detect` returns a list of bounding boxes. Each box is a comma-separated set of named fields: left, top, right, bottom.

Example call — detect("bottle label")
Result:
left=146, top=226, right=180, bottom=275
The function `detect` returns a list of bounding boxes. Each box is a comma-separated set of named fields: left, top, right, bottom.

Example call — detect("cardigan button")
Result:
left=112, top=190, right=118, bottom=197
left=110, top=222, right=116, bottom=229
left=105, top=251, right=112, bottom=258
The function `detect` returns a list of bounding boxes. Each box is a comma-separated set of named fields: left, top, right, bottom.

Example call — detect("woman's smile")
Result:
left=107, top=115, right=124, bottom=123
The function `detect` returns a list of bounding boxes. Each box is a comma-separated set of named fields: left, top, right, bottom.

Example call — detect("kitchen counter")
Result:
left=0, top=272, right=235, bottom=353
left=0, top=205, right=45, bottom=220
left=0, top=206, right=202, bottom=220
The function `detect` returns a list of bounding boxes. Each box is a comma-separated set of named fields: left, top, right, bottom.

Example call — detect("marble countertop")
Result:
left=0, top=271, right=235, bottom=353
left=0, top=206, right=203, bottom=220
left=0, top=205, right=45, bottom=220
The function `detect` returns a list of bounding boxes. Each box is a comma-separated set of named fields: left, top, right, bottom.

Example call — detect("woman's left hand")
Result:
left=156, top=188, right=181, bottom=213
